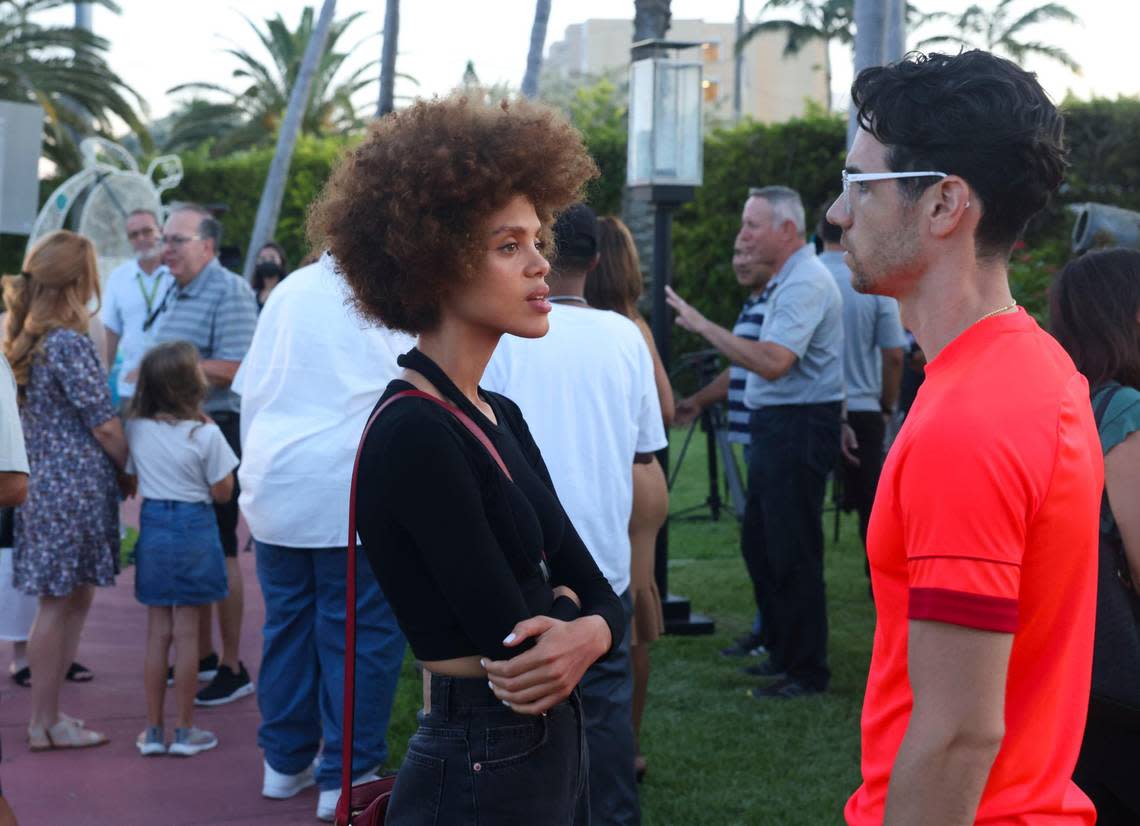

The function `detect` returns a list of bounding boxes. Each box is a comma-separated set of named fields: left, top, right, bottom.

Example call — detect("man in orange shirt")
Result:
left=827, top=51, right=1103, bottom=825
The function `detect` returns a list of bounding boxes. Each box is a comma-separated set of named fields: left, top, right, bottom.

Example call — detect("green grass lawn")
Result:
left=379, top=427, right=876, bottom=825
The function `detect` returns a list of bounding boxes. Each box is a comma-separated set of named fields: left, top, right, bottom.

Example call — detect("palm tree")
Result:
left=244, top=0, right=337, bottom=280
left=914, top=0, right=1081, bottom=74
left=377, top=0, right=399, bottom=116
left=736, top=0, right=854, bottom=111
left=0, top=0, right=150, bottom=172
left=165, top=6, right=410, bottom=154
left=520, top=0, right=551, bottom=99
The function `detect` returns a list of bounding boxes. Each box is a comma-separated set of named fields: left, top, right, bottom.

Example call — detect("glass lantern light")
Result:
left=627, top=40, right=704, bottom=192
left=623, top=44, right=714, bottom=639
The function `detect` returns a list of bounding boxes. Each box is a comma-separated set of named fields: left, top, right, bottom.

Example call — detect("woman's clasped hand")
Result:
left=482, top=613, right=611, bottom=715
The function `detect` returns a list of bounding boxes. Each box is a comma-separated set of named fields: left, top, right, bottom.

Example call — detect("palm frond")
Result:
left=913, top=34, right=973, bottom=52
left=157, top=5, right=384, bottom=152
left=1002, top=38, right=1081, bottom=73
left=737, top=18, right=827, bottom=57
left=1005, top=2, right=1080, bottom=37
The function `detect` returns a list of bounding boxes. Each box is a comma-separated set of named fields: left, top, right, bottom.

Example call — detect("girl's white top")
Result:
left=126, top=419, right=238, bottom=504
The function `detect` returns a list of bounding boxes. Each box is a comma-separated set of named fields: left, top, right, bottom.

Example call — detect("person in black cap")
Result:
left=485, top=204, right=667, bottom=826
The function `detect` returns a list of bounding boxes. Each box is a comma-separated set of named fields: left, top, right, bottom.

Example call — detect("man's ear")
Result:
left=586, top=252, right=601, bottom=273
left=780, top=219, right=799, bottom=245
left=927, top=176, right=973, bottom=240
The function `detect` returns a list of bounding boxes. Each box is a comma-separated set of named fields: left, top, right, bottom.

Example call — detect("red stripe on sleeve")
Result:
left=908, top=587, right=1018, bottom=633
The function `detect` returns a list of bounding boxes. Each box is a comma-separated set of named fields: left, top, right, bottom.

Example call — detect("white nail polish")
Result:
left=502, top=700, right=511, bottom=708
left=479, top=658, right=486, bottom=669
left=503, top=633, right=516, bottom=644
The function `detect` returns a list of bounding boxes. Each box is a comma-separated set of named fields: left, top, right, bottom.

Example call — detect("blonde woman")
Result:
left=587, top=215, right=674, bottom=780
left=2, top=230, right=129, bottom=750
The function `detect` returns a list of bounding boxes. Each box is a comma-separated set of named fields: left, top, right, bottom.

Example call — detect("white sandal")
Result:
left=28, top=717, right=108, bottom=751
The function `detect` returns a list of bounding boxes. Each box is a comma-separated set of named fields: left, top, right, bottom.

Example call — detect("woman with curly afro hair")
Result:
left=309, top=95, right=624, bottom=824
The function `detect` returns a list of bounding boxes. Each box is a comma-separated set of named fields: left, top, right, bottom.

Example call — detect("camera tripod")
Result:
left=668, top=349, right=747, bottom=522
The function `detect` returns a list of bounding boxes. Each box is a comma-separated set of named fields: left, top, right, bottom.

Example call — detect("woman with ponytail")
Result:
left=2, top=230, right=129, bottom=751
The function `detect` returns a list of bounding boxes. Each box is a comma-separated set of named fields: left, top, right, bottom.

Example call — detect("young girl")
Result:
left=126, top=340, right=237, bottom=757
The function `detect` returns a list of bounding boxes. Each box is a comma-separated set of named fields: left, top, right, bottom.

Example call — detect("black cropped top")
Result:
left=355, top=348, right=624, bottom=663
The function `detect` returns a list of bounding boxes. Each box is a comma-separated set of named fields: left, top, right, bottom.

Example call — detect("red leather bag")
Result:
left=334, top=389, right=513, bottom=825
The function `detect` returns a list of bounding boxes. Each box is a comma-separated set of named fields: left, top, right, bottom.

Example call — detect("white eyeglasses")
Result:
left=841, top=170, right=947, bottom=200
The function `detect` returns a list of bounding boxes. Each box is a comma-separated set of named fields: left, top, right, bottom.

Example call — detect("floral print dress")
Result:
left=13, top=328, right=119, bottom=596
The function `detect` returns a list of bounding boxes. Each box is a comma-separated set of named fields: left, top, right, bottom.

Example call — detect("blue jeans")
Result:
left=255, top=541, right=406, bottom=791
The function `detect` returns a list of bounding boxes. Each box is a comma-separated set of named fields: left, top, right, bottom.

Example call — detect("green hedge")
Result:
left=164, top=136, right=355, bottom=270
left=6, top=96, right=1138, bottom=331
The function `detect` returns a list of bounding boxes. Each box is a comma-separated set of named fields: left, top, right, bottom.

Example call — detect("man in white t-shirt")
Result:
left=484, top=204, right=667, bottom=826
left=101, top=208, right=173, bottom=410
left=234, top=255, right=412, bottom=822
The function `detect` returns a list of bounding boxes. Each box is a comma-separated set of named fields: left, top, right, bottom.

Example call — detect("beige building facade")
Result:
left=545, top=18, right=830, bottom=124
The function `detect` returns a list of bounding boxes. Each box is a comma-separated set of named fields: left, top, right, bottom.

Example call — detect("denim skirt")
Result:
left=134, top=499, right=228, bottom=607
left=386, top=675, right=589, bottom=826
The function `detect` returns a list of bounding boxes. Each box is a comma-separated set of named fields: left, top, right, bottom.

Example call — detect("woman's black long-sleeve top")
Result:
left=355, top=348, right=624, bottom=663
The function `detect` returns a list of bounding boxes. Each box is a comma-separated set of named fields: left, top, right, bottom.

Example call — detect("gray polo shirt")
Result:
left=819, top=251, right=907, bottom=413
left=151, top=258, right=258, bottom=414
left=744, top=244, right=844, bottom=409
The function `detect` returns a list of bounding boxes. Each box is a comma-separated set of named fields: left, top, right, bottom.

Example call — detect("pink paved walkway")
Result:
left=0, top=507, right=323, bottom=825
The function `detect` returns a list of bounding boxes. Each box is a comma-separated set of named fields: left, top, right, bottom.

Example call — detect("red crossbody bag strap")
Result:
left=336, top=389, right=511, bottom=825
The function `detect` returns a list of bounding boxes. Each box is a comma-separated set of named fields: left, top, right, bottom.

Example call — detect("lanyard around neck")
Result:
left=135, top=269, right=164, bottom=315
left=142, top=282, right=179, bottom=333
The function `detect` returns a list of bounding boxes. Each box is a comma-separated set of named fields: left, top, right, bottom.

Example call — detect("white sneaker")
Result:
left=315, top=770, right=381, bottom=822
left=262, top=758, right=316, bottom=800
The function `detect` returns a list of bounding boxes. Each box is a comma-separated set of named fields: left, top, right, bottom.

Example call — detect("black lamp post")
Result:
left=628, top=39, right=714, bottom=636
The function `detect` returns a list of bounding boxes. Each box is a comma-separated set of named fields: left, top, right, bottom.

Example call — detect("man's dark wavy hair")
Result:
left=851, top=50, right=1067, bottom=258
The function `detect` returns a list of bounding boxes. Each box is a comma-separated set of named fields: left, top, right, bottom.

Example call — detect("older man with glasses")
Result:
left=666, top=185, right=845, bottom=699
left=147, top=203, right=259, bottom=707
left=101, top=208, right=173, bottom=416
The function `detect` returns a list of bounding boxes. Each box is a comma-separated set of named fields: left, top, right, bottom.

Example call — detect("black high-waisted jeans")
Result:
left=386, top=674, right=589, bottom=826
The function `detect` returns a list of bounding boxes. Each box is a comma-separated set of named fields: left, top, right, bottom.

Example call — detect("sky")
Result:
left=40, top=0, right=1139, bottom=122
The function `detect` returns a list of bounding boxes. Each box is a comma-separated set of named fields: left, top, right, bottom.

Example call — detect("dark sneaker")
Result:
left=740, top=659, right=786, bottom=679
left=749, top=678, right=824, bottom=700
left=167, top=652, right=220, bottom=686
left=720, top=632, right=766, bottom=658
left=194, top=662, right=254, bottom=706
left=168, top=726, right=218, bottom=756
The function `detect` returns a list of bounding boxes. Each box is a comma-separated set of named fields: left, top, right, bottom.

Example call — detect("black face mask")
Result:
left=254, top=261, right=284, bottom=283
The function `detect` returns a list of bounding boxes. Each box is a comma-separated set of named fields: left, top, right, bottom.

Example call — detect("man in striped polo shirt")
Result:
left=153, top=204, right=259, bottom=706
left=675, top=243, right=775, bottom=658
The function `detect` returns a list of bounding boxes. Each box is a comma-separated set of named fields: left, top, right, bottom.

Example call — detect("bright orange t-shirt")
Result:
left=846, top=309, right=1103, bottom=826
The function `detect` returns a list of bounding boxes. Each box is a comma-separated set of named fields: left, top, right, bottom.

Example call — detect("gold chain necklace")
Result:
left=975, top=300, right=1017, bottom=325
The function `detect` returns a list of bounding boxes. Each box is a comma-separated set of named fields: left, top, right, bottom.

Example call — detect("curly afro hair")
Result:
left=308, top=96, right=599, bottom=334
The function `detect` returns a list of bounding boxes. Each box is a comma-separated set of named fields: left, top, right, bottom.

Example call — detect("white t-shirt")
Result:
left=234, top=256, right=415, bottom=548
left=0, top=355, right=28, bottom=475
left=126, top=419, right=238, bottom=503
left=101, top=259, right=173, bottom=398
left=484, top=304, right=668, bottom=595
